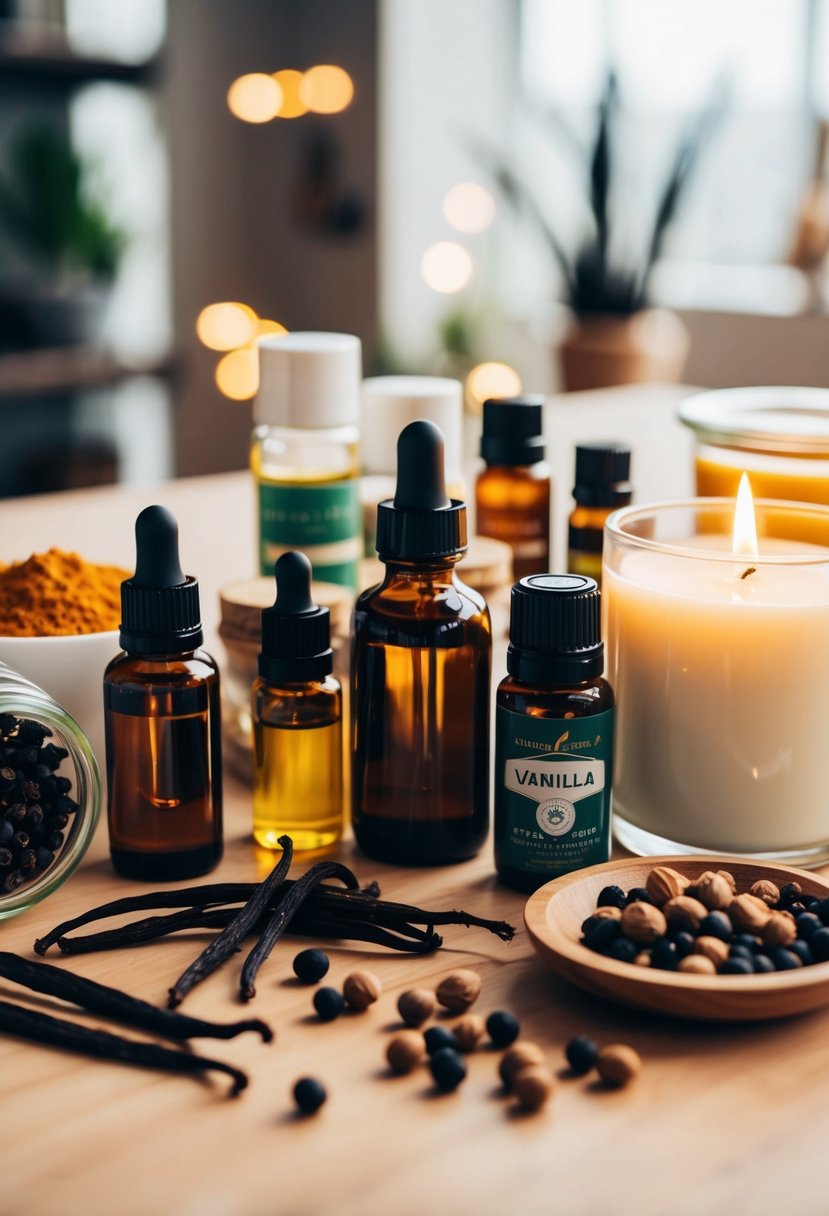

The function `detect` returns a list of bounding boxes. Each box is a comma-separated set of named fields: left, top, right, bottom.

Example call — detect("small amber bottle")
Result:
left=494, top=574, right=613, bottom=893
left=252, top=551, right=342, bottom=852
left=104, top=506, right=223, bottom=881
left=352, top=420, right=491, bottom=866
left=567, top=443, right=632, bottom=587
left=475, top=396, right=550, bottom=580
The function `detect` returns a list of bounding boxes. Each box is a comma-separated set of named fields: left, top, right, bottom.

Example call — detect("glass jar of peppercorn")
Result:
left=0, top=661, right=101, bottom=919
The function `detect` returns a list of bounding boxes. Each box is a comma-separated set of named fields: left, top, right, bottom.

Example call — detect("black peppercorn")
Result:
left=586, top=918, right=622, bottom=953
left=597, top=885, right=626, bottom=909
left=565, top=1034, right=599, bottom=1075
left=721, top=958, right=753, bottom=975
left=293, top=948, right=330, bottom=984
left=810, top=928, right=829, bottom=962
left=801, top=894, right=820, bottom=911
left=35, top=848, right=54, bottom=870
left=733, top=933, right=760, bottom=952
left=796, top=913, right=821, bottom=942
left=729, top=945, right=754, bottom=963
left=424, top=1026, right=460, bottom=1056
left=429, top=1046, right=466, bottom=1092
left=699, top=911, right=732, bottom=942
left=779, top=882, right=802, bottom=905
left=817, top=898, right=829, bottom=926
left=486, top=1011, right=520, bottom=1048
left=651, top=938, right=679, bottom=971
left=0, top=847, right=12, bottom=868
left=672, top=932, right=695, bottom=959
left=788, top=940, right=814, bottom=967
left=313, top=987, right=345, bottom=1022
left=770, top=947, right=802, bottom=971
left=625, top=887, right=653, bottom=905
left=581, top=914, right=602, bottom=937
left=0, top=821, right=11, bottom=845
left=293, top=1077, right=327, bottom=1114
left=753, top=955, right=775, bottom=974
left=607, top=938, right=638, bottom=964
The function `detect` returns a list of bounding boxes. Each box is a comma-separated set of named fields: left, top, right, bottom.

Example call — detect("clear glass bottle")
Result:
left=252, top=551, right=343, bottom=851
left=252, top=332, right=362, bottom=589
left=104, top=506, right=223, bottom=881
left=567, top=443, right=632, bottom=586
left=476, top=396, right=551, bottom=580
left=352, top=420, right=492, bottom=865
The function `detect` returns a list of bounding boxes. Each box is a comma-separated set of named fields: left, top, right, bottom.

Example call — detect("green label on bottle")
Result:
left=494, top=706, right=613, bottom=880
left=258, top=479, right=361, bottom=588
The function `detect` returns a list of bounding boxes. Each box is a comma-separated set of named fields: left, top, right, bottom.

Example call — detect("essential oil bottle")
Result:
left=252, top=551, right=342, bottom=852
left=104, top=506, right=223, bottom=881
left=494, top=574, right=613, bottom=893
left=475, top=396, right=550, bottom=580
left=567, top=442, right=632, bottom=586
left=251, top=332, right=362, bottom=588
left=352, top=419, right=492, bottom=866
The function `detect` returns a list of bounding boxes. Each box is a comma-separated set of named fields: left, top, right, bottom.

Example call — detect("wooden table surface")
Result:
left=2, top=388, right=827, bottom=1216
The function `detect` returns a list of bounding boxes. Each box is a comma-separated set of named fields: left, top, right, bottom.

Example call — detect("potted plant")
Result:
left=482, top=76, right=721, bottom=391
left=0, top=124, right=125, bottom=348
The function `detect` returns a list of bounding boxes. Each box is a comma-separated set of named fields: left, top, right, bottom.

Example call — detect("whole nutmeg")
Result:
left=499, top=1042, right=545, bottom=1090
left=634, top=952, right=651, bottom=967
left=663, top=895, right=708, bottom=932
left=750, top=879, right=781, bottom=907
left=693, top=871, right=734, bottom=912
left=397, top=988, right=436, bottom=1028
left=693, top=935, right=730, bottom=968
left=593, top=906, right=623, bottom=921
left=386, top=1031, right=425, bottom=1075
left=645, top=866, right=689, bottom=905
left=679, top=954, right=716, bottom=975
left=729, top=893, right=772, bottom=933
left=596, top=1043, right=642, bottom=1087
left=762, top=910, right=797, bottom=948
left=717, top=870, right=737, bottom=893
left=620, top=901, right=667, bottom=945
left=512, top=1065, right=554, bottom=1111
left=436, top=969, right=482, bottom=1013
left=453, top=1014, right=486, bottom=1053
left=343, top=970, right=382, bottom=1011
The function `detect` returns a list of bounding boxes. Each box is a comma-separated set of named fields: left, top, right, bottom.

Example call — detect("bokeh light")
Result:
left=256, top=318, right=289, bottom=338
left=466, top=362, right=523, bottom=411
left=300, top=65, right=354, bottom=114
left=196, top=302, right=258, bottom=351
left=227, top=73, right=283, bottom=124
left=420, top=242, right=473, bottom=293
left=215, top=347, right=259, bottom=400
left=443, top=182, right=496, bottom=234
left=273, top=69, right=308, bottom=118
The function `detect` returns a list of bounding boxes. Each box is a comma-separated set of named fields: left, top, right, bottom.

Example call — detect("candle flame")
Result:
left=732, top=473, right=759, bottom=557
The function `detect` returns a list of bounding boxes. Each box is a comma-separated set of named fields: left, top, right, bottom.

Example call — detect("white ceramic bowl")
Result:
left=0, top=631, right=119, bottom=775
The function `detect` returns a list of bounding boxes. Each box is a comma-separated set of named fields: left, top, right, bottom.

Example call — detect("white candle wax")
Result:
left=605, top=536, right=829, bottom=853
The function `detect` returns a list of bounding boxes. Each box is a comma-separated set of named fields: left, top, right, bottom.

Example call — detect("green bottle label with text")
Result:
left=258, top=479, right=361, bottom=588
left=494, top=706, right=613, bottom=880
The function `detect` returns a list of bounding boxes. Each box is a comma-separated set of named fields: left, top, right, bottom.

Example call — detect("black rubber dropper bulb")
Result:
left=376, top=420, right=467, bottom=561
left=259, top=551, right=332, bottom=684
left=119, top=505, right=203, bottom=656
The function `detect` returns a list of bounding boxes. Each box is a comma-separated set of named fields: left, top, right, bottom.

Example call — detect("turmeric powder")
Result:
left=0, top=549, right=129, bottom=637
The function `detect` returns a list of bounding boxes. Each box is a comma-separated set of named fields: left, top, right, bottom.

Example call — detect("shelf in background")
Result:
left=0, top=23, right=159, bottom=87
left=0, top=346, right=174, bottom=400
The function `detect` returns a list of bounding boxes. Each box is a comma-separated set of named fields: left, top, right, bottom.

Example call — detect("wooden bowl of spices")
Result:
left=525, top=855, right=829, bottom=1021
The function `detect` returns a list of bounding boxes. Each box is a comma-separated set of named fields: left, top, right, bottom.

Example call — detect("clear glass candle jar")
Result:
left=0, top=661, right=101, bottom=919
left=603, top=499, right=829, bottom=866
left=679, top=386, right=829, bottom=505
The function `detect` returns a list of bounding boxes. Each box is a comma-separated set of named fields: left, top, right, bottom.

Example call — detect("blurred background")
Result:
left=0, top=0, right=827, bottom=497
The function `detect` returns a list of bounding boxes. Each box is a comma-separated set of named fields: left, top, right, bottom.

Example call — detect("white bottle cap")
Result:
left=361, top=376, right=463, bottom=477
left=255, top=332, right=362, bottom=428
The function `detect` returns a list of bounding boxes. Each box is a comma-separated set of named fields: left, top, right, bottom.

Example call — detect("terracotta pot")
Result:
left=559, top=308, right=689, bottom=392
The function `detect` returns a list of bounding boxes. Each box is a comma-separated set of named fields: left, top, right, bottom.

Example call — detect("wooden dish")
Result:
left=524, top=855, right=829, bottom=1021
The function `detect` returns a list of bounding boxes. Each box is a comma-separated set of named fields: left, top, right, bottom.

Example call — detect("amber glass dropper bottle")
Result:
left=567, top=443, right=632, bottom=587
left=475, top=396, right=551, bottom=580
left=104, top=506, right=223, bottom=881
left=252, top=551, right=342, bottom=852
left=352, top=419, right=492, bottom=866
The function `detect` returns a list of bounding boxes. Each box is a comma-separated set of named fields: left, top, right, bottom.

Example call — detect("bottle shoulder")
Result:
left=355, top=567, right=490, bottom=633
left=253, top=675, right=341, bottom=727
left=497, top=675, right=613, bottom=717
left=104, top=648, right=219, bottom=688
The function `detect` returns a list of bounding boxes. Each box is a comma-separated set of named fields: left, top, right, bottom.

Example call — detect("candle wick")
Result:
left=740, top=566, right=757, bottom=580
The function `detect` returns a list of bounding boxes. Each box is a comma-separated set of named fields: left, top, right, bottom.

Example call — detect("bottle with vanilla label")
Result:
left=494, top=573, right=613, bottom=892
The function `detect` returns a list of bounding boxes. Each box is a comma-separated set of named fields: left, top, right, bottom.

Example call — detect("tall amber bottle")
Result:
left=104, top=506, right=223, bottom=881
left=475, top=396, right=551, bottom=580
left=567, top=443, right=632, bottom=586
left=352, top=420, right=491, bottom=865
left=252, top=551, right=342, bottom=852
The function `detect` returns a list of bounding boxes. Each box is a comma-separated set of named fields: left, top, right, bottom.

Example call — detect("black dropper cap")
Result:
left=375, top=420, right=467, bottom=561
left=480, top=397, right=545, bottom=466
left=573, top=442, right=632, bottom=506
left=119, top=505, right=202, bottom=655
left=507, top=574, right=603, bottom=684
left=259, top=551, right=332, bottom=683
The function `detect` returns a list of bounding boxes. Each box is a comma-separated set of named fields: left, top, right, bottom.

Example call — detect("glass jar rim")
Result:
left=678, top=386, right=829, bottom=455
left=605, top=497, right=829, bottom=565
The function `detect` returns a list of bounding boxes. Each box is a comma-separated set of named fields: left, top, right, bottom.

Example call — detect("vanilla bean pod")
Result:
left=318, top=892, right=516, bottom=941
left=287, top=913, right=443, bottom=954
left=0, top=998, right=248, bottom=1096
left=239, top=861, right=372, bottom=1000
left=167, top=837, right=295, bottom=1008
left=0, top=952, right=272, bottom=1042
